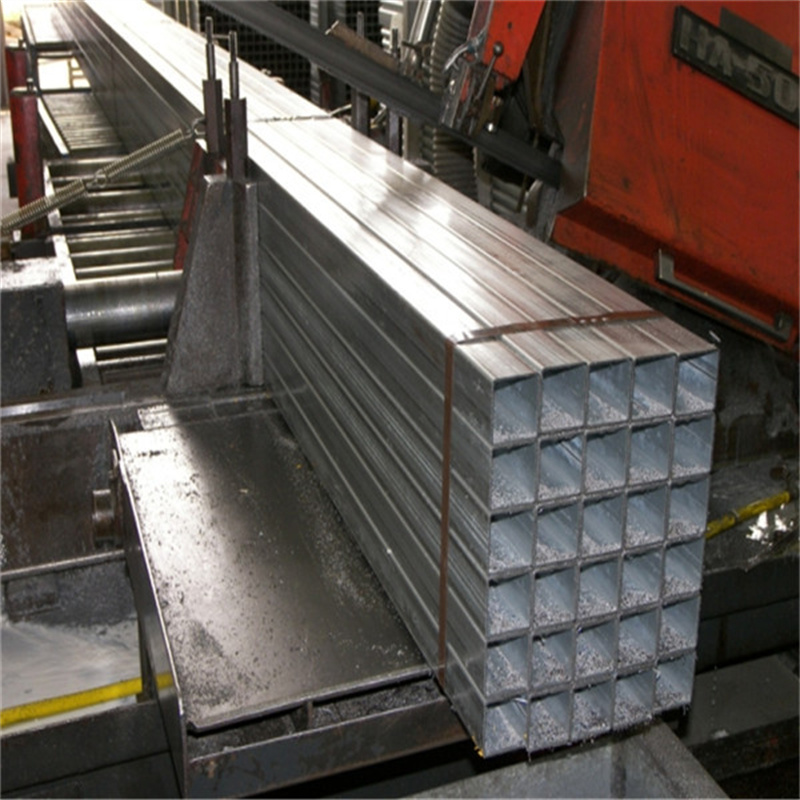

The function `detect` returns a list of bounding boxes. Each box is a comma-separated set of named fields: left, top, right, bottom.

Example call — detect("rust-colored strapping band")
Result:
left=461, top=308, right=662, bottom=344
left=435, top=307, right=663, bottom=688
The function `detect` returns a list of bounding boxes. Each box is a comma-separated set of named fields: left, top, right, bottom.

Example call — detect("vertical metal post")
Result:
left=5, top=41, right=29, bottom=92
left=202, top=16, right=224, bottom=160
left=225, top=30, right=247, bottom=183
left=188, top=0, right=200, bottom=33
left=309, top=0, right=347, bottom=110
left=10, top=80, right=45, bottom=237
left=351, top=11, right=370, bottom=136
left=224, top=29, right=261, bottom=385
left=387, top=28, right=402, bottom=155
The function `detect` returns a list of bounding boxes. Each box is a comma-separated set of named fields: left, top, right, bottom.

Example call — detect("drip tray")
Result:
left=116, top=397, right=442, bottom=790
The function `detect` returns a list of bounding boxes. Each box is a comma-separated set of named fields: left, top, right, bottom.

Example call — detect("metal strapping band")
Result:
left=436, top=308, right=662, bottom=686
left=461, top=309, right=662, bottom=344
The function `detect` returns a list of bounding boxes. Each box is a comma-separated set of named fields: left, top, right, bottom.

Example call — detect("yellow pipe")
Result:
left=1, top=672, right=173, bottom=729
left=705, top=490, right=792, bottom=541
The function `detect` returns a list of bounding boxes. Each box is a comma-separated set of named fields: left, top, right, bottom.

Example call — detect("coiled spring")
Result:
left=1, top=123, right=199, bottom=236
left=1, top=180, right=86, bottom=236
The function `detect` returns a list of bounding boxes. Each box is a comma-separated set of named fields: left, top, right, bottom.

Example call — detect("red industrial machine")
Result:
left=445, top=0, right=798, bottom=354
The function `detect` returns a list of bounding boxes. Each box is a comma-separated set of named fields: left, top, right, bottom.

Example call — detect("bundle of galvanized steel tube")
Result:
left=56, top=0, right=718, bottom=756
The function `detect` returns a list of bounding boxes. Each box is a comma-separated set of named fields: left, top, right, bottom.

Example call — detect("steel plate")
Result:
left=118, top=405, right=426, bottom=732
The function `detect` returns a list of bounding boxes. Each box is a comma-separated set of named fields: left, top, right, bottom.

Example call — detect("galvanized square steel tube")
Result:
left=55, top=0, right=718, bottom=757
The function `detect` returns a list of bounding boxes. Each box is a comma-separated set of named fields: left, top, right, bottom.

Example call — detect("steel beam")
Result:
left=186, top=681, right=466, bottom=797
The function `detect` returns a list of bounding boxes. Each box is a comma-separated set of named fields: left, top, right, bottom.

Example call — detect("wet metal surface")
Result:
left=419, top=721, right=725, bottom=798
left=118, top=406, right=426, bottom=732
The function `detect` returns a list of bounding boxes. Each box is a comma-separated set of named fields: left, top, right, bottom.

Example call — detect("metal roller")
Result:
left=64, top=272, right=181, bottom=348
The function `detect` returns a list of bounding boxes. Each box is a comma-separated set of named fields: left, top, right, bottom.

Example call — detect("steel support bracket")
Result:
left=162, top=174, right=261, bottom=396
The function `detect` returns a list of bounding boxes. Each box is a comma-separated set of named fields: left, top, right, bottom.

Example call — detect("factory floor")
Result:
left=2, top=615, right=139, bottom=732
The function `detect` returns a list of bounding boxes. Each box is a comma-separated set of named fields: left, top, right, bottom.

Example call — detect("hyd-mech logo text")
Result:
left=672, top=6, right=799, bottom=126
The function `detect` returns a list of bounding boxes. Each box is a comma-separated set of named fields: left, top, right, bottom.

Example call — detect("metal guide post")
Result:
left=228, top=28, right=261, bottom=387
left=226, top=31, right=247, bottom=183
left=226, top=28, right=261, bottom=385
left=164, top=31, right=261, bottom=394
left=202, top=16, right=224, bottom=159
left=173, top=17, right=225, bottom=273
left=351, top=12, right=370, bottom=136
left=387, top=28, right=402, bottom=155
left=5, top=41, right=30, bottom=91
left=9, top=80, right=45, bottom=238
